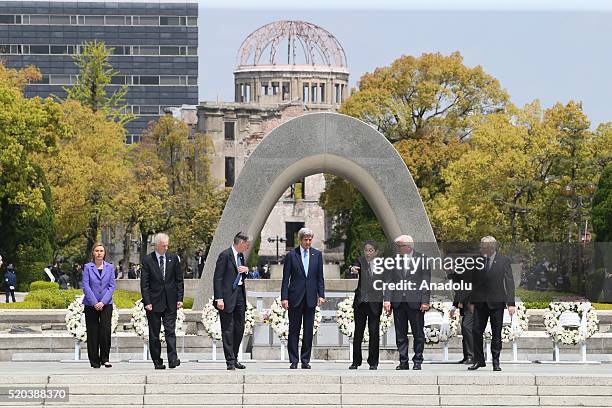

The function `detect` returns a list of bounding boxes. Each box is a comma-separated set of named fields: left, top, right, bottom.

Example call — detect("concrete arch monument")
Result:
left=194, top=112, right=438, bottom=309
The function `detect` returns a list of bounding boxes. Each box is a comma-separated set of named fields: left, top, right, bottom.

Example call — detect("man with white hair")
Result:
left=468, top=236, right=515, bottom=372
left=281, top=227, right=325, bottom=369
left=384, top=235, right=430, bottom=370
left=140, top=233, right=184, bottom=370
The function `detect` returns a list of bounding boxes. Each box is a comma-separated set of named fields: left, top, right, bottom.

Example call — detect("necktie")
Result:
left=232, top=254, right=242, bottom=289
left=485, top=256, right=490, bottom=274
left=303, top=249, right=309, bottom=277
left=159, top=256, right=165, bottom=280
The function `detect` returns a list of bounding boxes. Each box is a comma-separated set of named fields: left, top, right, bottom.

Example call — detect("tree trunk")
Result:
left=122, top=223, right=134, bottom=275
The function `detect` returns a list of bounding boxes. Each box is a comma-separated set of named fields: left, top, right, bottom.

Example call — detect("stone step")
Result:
left=1, top=371, right=611, bottom=407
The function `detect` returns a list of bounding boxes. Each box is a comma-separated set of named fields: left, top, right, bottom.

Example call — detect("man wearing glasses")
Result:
left=383, top=235, right=431, bottom=370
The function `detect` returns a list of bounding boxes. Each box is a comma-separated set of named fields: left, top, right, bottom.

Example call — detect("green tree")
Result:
left=64, top=40, right=132, bottom=124
left=322, top=52, right=508, bottom=252
left=592, top=164, right=612, bottom=242
left=432, top=101, right=604, bottom=246
left=0, top=63, right=66, bottom=287
left=41, top=101, right=131, bottom=258
left=132, top=116, right=227, bottom=264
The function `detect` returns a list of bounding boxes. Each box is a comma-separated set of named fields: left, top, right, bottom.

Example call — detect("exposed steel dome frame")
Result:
left=236, top=20, right=348, bottom=69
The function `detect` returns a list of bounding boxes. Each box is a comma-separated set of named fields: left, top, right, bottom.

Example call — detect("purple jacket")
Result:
left=82, top=261, right=116, bottom=306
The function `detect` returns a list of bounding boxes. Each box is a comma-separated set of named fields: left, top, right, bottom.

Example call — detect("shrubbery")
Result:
left=29, top=281, right=59, bottom=291
left=0, top=287, right=194, bottom=310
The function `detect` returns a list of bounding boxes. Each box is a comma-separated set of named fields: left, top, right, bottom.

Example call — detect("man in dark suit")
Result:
left=384, top=235, right=431, bottom=371
left=140, top=233, right=184, bottom=370
left=448, top=255, right=475, bottom=365
left=213, top=232, right=250, bottom=370
left=469, top=236, right=516, bottom=372
left=281, top=227, right=325, bottom=369
left=349, top=240, right=383, bottom=370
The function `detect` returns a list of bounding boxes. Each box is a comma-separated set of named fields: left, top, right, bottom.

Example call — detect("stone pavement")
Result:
left=0, top=361, right=611, bottom=407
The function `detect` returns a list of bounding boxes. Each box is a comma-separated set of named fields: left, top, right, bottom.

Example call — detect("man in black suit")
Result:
left=281, top=227, right=325, bottom=369
left=349, top=240, right=383, bottom=370
left=213, top=232, right=250, bottom=370
left=469, top=236, right=516, bottom=372
left=448, top=255, right=475, bottom=365
left=384, top=235, right=430, bottom=371
left=140, top=233, right=184, bottom=370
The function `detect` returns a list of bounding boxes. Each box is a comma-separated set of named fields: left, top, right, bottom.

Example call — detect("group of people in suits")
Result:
left=80, top=227, right=514, bottom=373
left=348, top=234, right=516, bottom=372
left=81, top=233, right=184, bottom=370
left=212, top=228, right=326, bottom=370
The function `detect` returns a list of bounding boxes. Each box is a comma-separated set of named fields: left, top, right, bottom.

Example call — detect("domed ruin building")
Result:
left=198, top=20, right=349, bottom=266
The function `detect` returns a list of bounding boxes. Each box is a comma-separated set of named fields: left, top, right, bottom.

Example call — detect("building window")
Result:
left=160, top=46, right=180, bottom=55
left=160, top=16, right=180, bottom=25
left=285, top=222, right=305, bottom=249
left=105, top=16, right=128, bottom=25
left=50, top=45, right=67, bottom=54
left=29, top=15, right=49, bottom=24
left=224, top=121, right=235, bottom=140
left=29, top=45, right=49, bottom=54
left=0, top=15, right=15, bottom=24
left=225, top=157, right=235, bottom=187
left=49, top=15, right=70, bottom=24
left=139, top=76, right=160, bottom=85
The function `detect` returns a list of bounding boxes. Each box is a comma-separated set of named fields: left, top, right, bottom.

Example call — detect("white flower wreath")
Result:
left=262, top=297, right=321, bottom=341
left=423, top=302, right=460, bottom=345
left=201, top=297, right=258, bottom=341
left=543, top=302, right=599, bottom=345
left=484, top=302, right=529, bottom=343
left=65, top=296, right=119, bottom=343
left=335, top=297, right=393, bottom=342
left=130, top=299, right=186, bottom=343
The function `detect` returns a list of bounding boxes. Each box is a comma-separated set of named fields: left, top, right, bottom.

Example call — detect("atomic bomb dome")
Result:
left=233, top=20, right=349, bottom=109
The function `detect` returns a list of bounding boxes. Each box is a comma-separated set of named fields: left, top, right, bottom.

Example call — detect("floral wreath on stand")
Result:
left=201, top=297, right=258, bottom=341
left=484, top=302, right=529, bottom=343
left=130, top=299, right=185, bottom=343
left=65, top=296, right=119, bottom=343
left=543, top=302, right=598, bottom=345
left=335, top=297, right=393, bottom=342
left=262, top=297, right=321, bottom=341
left=423, top=302, right=460, bottom=345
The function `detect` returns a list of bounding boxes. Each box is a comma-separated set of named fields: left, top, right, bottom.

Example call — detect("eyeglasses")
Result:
left=395, top=243, right=410, bottom=247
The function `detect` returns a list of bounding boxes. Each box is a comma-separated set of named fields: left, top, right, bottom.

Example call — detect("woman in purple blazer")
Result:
left=82, top=242, right=116, bottom=368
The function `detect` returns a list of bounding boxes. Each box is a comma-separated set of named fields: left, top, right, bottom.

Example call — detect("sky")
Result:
left=197, top=2, right=612, bottom=127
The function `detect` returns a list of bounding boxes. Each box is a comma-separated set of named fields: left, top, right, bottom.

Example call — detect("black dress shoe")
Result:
left=227, top=365, right=236, bottom=370
left=234, top=362, right=246, bottom=369
left=289, top=363, right=298, bottom=369
left=301, top=363, right=311, bottom=369
left=457, top=358, right=468, bottom=364
left=412, top=363, right=422, bottom=370
left=396, top=364, right=409, bottom=370
left=154, top=364, right=166, bottom=370
left=467, top=362, right=486, bottom=371
left=464, top=358, right=475, bottom=365
left=369, top=366, right=378, bottom=370
left=169, top=359, right=180, bottom=369
left=348, top=364, right=359, bottom=370
left=103, top=362, right=112, bottom=368
left=91, top=363, right=100, bottom=368
left=493, top=362, right=502, bottom=371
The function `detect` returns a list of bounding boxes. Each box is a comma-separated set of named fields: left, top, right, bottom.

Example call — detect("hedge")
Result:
left=8, top=288, right=195, bottom=310
left=29, top=281, right=59, bottom=291
left=0, top=301, right=42, bottom=309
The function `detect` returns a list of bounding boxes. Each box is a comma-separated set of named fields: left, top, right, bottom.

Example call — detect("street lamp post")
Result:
left=268, top=236, right=286, bottom=263
left=563, top=184, right=596, bottom=295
